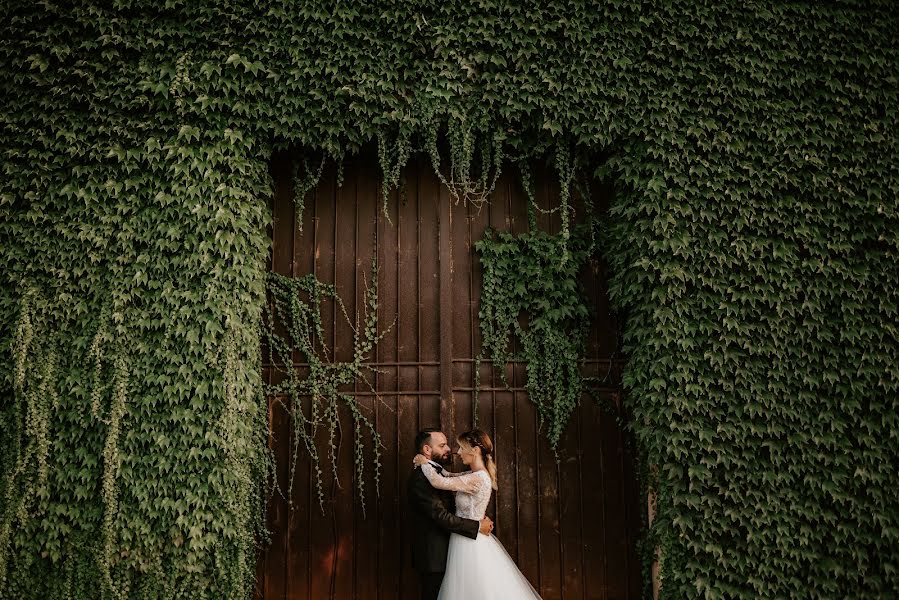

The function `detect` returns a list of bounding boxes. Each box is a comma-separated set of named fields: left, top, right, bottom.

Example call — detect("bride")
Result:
left=413, top=429, right=542, bottom=599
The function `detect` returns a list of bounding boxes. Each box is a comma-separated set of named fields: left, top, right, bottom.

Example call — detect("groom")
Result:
left=407, top=428, right=493, bottom=600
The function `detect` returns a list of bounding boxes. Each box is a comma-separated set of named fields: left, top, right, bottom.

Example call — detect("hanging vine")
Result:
left=424, top=116, right=504, bottom=210
left=516, top=146, right=583, bottom=248
left=0, top=292, right=58, bottom=591
left=554, top=142, right=576, bottom=260
left=11, top=289, right=35, bottom=396
left=519, top=161, right=538, bottom=232
left=377, top=128, right=413, bottom=221
left=262, top=256, right=392, bottom=514
left=474, top=222, right=596, bottom=454
left=291, top=153, right=326, bottom=236
left=99, top=355, right=130, bottom=600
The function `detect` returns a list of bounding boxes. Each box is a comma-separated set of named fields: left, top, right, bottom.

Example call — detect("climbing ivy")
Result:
left=0, top=1, right=897, bottom=598
left=290, top=153, right=326, bottom=237
left=474, top=223, right=595, bottom=454
left=425, top=116, right=505, bottom=209
left=262, top=258, right=391, bottom=516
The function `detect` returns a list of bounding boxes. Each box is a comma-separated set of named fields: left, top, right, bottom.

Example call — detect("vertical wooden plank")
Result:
left=537, top=448, right=563, bottom=600
left=334, top=159, right=356, bottom=364
left=581, top=396, right=608, bottom=600
left=491, top=170, right=516, bottom=388
left=417, top=170, right=443, bottom=394
left=308, top=161, right=337, bottom=600
left=289, top=397, right=313, bottom=600
left=378, top=166, right=399, bottom=393
left=485, top=172, right=516, bottom=564
left=305, top=154, right=322, bottom=600
left=353, top=157, right=380, bottom=600
left=487, top=154, right=518, bottom=548
left=376, top=157, right=401, bottom=600
left=437, top=176, right=455, bottom=440
left=467, top=184, right=487, bottom=430
left=376, top=391, right=400, bottom=600
left=397, top=393, right=420, bottom=599
left=514, top=389, right=540, bottom=589
left=604, top=396, right=636, bottom=600
left=508, top=160, right=542, bottom=590
left=602, top=398, right=628, bottom=600
left=577, top=177, right=607, bottom=600
left=286, top=149, right=316, bottom=600
left=316, top=162, right=337, bottom=345
left=559, top=402, right=585, bottom=600
left=493, top=382, right=518, bottom=560
left=451, top=196, right=472, bottom=408
left=500, top=166, right=520, bottom=568
left=574, top=165, right=599, bottom=600
left=397, top=160, right=422, bottom=599
left=331, top=157, right=358, bottom=600
left=397, top=158, right=418, bottom=392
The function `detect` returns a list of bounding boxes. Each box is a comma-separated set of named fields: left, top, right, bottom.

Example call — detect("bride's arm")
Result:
left=408, top=471, right=480, bottom=540
left=419, top=463, right=482, bottom=494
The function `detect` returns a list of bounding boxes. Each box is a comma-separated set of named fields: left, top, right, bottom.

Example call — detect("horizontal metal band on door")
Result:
left=263, top=387, right=623, bottom=396
left=261, top=358, right=628, bottom=368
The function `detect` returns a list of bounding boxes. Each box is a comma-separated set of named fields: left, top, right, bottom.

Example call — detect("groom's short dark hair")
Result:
left=415, top=428, right=441, bottom=454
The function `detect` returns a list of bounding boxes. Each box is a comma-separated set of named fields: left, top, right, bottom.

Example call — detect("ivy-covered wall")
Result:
left=1, top=1, right=897, bottom=598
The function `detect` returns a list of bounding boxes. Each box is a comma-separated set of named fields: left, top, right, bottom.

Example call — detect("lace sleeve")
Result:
left=419, top=463, right=483, bottom=494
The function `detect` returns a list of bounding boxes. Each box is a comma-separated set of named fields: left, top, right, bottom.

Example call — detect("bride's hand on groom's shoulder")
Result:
left=412, top=453, right=428, bottom=468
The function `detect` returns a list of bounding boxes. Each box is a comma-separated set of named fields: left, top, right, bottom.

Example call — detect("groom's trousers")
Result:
left=419, top=571, right=444, bottom=600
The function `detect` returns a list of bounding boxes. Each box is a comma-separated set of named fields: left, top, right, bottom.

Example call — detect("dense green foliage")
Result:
left=474, top=223, right=594, bottom=454
left=1, top=1, right=897, bottom=598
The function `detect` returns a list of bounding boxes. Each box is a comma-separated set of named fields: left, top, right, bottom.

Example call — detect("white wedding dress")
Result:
left=420, top=463, right=542, bottom=599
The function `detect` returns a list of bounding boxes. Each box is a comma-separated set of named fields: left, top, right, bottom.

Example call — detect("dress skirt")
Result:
left=437, top=532, right=542, bottom=599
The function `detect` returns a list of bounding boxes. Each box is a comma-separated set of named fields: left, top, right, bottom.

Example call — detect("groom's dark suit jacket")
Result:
left=407, top=464, right=479, bottom=573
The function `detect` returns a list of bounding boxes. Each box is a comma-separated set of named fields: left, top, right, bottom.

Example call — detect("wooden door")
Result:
left=258, top=148, right=641, bottom=599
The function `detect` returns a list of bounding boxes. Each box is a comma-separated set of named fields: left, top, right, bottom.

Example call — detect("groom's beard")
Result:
left=433, top=450, right=452, bottom=465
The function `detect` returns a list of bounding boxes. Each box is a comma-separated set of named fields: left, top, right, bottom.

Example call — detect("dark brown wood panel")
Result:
left=259, top=149, right=640, bottom=599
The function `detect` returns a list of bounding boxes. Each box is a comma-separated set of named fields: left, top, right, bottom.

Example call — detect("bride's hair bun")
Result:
left=458, top=428, right=492, bottom=455
left=458, top=428, right=498, bottom=490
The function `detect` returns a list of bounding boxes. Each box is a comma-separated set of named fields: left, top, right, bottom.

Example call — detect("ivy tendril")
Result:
left=262, top=256, right=393, bottom=515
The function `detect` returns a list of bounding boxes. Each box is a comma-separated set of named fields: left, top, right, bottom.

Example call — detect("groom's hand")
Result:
left=479, top=516, right=493, bottom=536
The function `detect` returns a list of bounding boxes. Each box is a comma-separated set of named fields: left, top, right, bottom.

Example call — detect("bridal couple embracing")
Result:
left=407, top=428, right=542, bottom=600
